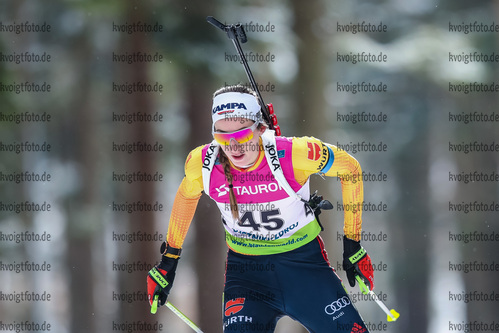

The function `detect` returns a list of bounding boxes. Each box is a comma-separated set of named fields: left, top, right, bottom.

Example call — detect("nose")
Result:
left=228, top=138, right=242, bottom=153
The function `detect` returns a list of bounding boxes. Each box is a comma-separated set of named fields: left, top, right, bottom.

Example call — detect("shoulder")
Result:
left=184, top=144, right=210, bottom=180
left=289, top=135, right=322, bottom=151
left=288, top=136, right=335, bottom=174
left=289, top=136, right=330, bottom=159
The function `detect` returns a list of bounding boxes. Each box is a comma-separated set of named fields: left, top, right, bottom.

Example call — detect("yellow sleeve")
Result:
left=291, top=136, right=364, bottom=241
left=166, top=145, right=205, bottom=248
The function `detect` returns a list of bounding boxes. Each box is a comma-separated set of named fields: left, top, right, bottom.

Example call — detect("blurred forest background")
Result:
left=0, top=0, right=498, bottom=332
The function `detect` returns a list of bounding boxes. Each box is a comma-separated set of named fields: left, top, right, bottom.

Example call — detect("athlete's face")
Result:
left=214, top=117, right=265, bottom=168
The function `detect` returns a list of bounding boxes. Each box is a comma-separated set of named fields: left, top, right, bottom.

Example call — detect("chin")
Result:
left=228, top=154, right=251, bottom=168
left=225, top=147, right=259, bottom=168
left=230, top=158, right=249, bottom=167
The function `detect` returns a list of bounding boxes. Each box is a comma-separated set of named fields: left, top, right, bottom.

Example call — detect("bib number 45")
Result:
left=238, top=209, right=284, bottom=231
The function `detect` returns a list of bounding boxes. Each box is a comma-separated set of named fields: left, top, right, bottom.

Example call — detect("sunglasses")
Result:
left=212, top=122, right=259, bottom=146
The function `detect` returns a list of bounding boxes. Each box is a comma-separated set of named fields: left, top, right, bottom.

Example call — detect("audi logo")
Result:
left=324, top=296, right=351, bottom=315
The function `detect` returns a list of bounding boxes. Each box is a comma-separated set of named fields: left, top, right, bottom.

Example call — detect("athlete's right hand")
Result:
left=147, top=242, right=181, bottom=313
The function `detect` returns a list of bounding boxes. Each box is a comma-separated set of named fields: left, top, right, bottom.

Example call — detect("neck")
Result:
left=237, top=161, right=256, bottom=169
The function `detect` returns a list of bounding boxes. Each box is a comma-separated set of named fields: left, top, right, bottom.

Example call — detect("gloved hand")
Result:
left=147, top=242, right=181, bottom=313
left=342, top=235, right=374, bottom=294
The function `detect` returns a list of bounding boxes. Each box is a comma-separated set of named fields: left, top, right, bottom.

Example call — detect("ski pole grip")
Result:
left=355, top=275, right=370, bottom=295
left=235, top=24, right=247, bottom=43
left=150, top=285, right=162, bottom=314
left=206, top=16, right=226, bottom=31
left=151, top=294, right=159, bottom=314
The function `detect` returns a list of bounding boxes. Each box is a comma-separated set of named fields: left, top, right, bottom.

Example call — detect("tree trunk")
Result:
left=391, top=78, right=430, bottom=332
left=288, top=1, right=328, bottom=332
left=185, top=71, right=226, bottom=333
left=116, top=3, right=158, bottom=327
left=65, top=29, right=97, bottom=333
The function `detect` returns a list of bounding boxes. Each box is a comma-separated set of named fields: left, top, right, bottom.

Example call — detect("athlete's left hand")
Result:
left=342, top=236, right=374, bottom=293
left=147, top=242, right=181, bottom=312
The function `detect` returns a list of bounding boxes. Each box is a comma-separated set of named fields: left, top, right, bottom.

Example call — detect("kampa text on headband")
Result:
left=212, top=91, right=262, bottom=126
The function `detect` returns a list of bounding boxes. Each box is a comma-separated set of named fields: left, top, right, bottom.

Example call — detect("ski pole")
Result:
left=206, top=16, right=281, bottom=136
left=166, top=301, right=204, bottom=333
left=151, top=294, right=204, bottom=333
left=355, top=276, right=400, bottom=322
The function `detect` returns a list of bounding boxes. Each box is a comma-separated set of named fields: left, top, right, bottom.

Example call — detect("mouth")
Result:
left=231, top=152, right=245, bottom=161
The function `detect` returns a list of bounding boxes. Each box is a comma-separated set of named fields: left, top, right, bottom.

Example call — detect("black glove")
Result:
left=147, top=242, right=181, bottom=313
left=342, top=236, right=374, bottom=293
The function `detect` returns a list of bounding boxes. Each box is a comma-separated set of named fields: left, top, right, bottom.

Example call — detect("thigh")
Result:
left=285, top=268, right=369, bottom=332
left=306, top=281, right=370, bottom=332
left=223, top=286, right=282, bottom=333
left=278, top=238, right=370, bottom=332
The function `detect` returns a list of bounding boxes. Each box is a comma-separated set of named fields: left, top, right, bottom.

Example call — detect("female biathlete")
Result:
left=147, top=84, right=374, bottom=332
